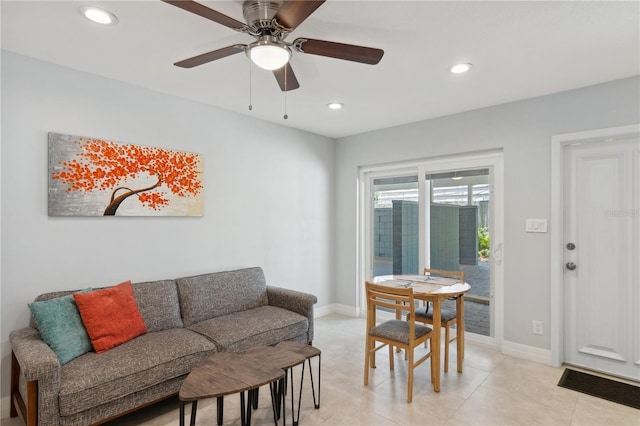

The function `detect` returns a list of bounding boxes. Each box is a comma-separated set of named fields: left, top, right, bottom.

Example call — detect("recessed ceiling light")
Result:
left=449, top=63, right=473, bottom=74
left=79, top=6, right=118, bottom=25
left=327, top=103, right=344, bottom=110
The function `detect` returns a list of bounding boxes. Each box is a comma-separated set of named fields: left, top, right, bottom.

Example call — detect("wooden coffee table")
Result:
left=240, top=345, right=307, bottom=426
left=179, top=352, right=284, bottom=426
left=275, top=341, right=321, bottom=410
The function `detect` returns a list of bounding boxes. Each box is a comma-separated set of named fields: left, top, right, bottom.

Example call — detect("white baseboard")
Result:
left=315, top=303, right=360, bottom=318
left=1, top=395, right=11, bottom=421
left=502, top=340, right=553, bottom=365
left=314, top=303, right=336, bottom=318
left=466, top=332, right=502, bottom=351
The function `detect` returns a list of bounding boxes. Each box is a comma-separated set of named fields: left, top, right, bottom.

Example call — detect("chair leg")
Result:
left=430, top=337, right=435, bottom=384
left=388, top=344, right=394, bottom=370
left=407, top=347, right=414, bottom=403
left=370, top=338, right=376, bottom=369
left=364, top=336, right=370, bottom=385
left=444, top=324, right=450, bottom=373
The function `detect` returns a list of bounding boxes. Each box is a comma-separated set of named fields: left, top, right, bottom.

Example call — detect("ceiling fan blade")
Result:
left=273, top=1, right=325, bottom=31
left=162, top=0, right=245, bottom=31
left=273, top=64, right=300, bottom=91
left=294, top=38, right=384, bottom=65
left=174, top=45, right=246, bottom=68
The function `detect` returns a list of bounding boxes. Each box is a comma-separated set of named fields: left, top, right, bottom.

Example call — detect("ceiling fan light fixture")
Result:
left=79, top=6, right=118, bottom=25
left=248, top=39, right=291, bottom=70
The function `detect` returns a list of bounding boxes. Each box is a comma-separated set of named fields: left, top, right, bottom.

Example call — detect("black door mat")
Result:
left=557, top=368, right=640, bottom=410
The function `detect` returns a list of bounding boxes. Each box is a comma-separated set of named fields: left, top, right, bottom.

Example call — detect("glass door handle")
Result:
left=492, top=242, right=503, bottom=265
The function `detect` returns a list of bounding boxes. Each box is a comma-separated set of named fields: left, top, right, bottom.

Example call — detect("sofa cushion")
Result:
left=28, top=290, right=92, bottom=365
left=132, top=280, right=183, bottom=332
left=74, top=281, right=147, bottom=353
left=188, top=305, right=308, bottom=352
left=177, top=267, right=269, bottom=327
left=58, top=328, right=216, bottom=416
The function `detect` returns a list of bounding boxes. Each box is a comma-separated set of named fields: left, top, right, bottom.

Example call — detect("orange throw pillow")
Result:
left=74, top=281, right=147, bottom=353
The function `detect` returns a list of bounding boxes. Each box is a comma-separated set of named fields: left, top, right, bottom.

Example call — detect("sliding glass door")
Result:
left=425, top=169, right=492, bottom=337
left=361, top=153, right=503, bottom=341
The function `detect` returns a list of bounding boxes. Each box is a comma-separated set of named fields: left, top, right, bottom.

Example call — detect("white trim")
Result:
left=356, top=169, right=365, bottom=320
left=550, top=124, right=640, bottom=367
left=1, top=396, right=10, bottom=421
left=359, top=151, right=504, bottom=175
left=502, top=340, right=553, bottom=366
left=314, top=303, right=337, bottom=318
left=315, top=303, right=360, bottom=318
left=419, top=173, right=428, bottom=271
left=422, top=179, right=431, bottom=270
left=466, top=332, right=501, bottom=352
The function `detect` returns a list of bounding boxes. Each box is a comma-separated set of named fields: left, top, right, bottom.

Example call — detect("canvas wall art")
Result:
left=48, top=133, right=204, bottom=216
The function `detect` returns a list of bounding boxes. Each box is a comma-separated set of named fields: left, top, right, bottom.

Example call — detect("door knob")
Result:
left=566, top=262, right=577, bottom=271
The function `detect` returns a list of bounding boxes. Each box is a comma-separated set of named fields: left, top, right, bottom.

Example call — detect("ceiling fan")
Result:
left=162, top=0, right=384, bottom=91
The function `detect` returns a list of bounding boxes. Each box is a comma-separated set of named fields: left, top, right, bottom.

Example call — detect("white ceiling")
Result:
left=2, top=1, right=639, bottom=139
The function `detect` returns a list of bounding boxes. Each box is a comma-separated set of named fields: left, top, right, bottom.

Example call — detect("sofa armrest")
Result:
left=10, top=327, right=61, bottom=425
left=10, top=327, right=61, bottom=382
left=267, top=286, right=317, bottom=342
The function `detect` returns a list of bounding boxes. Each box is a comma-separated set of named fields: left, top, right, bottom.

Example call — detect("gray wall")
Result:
left=0, top=52, right=335, bottom=403
left=334, top=76, right=640, bottom=350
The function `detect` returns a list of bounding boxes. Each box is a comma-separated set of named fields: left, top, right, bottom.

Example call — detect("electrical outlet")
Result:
left=532, top=320, right=543, bottom=335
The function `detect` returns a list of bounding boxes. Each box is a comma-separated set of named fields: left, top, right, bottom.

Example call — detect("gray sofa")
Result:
left=9, top=267, right=317, bottom=426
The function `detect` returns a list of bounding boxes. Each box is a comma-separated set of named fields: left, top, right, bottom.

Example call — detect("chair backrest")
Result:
left=423, top=268, right=465, bottom=284
left=365, top=281, right=419, bottom=335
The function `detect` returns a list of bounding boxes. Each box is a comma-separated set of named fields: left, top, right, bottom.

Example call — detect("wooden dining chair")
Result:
left=409, top=268, right=465, bottom=373
left=363, top=281, right=433, bottom=403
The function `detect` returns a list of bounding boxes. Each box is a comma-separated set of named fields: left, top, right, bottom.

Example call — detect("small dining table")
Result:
left=370, top=274, right=471, bottom=392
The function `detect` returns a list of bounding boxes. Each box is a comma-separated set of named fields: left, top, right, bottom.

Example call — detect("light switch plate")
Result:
left=525, top=219, right=547, bottom=233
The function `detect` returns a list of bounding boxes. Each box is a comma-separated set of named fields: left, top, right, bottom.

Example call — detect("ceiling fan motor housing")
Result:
left=243, top=0, right=283, bottom=34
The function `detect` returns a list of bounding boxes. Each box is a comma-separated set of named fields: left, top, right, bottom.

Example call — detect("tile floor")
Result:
left=5, top=314, right=639, bottom=425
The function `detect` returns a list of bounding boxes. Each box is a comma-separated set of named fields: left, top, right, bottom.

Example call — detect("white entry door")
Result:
left=563, top=137, right=639, bottom=381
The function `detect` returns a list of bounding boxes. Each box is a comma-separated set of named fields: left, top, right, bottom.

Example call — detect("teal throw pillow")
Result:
left=28, top=290, right=93, bottom=365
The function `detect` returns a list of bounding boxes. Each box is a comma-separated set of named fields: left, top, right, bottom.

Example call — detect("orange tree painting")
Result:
left=48, top=133, right=203, bottom=216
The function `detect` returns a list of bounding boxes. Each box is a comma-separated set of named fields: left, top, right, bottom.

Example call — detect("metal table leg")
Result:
left=217, top=397, right=224, bottom=425
left=308, top=354, right=321, bottom=409
left=189, top=400, right=198, bottom=426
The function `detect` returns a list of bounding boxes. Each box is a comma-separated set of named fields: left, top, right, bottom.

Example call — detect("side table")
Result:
left=179, top=352, right=284, bottom=426
left=240, top=345, right=307, bottom=426
left=275, top=341, right=321, bottom=410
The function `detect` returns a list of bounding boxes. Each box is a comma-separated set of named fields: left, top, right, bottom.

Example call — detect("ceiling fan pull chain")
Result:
left=283, top=63, right=288, bottom=119
left=248, top=61, right=253, bottom=111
